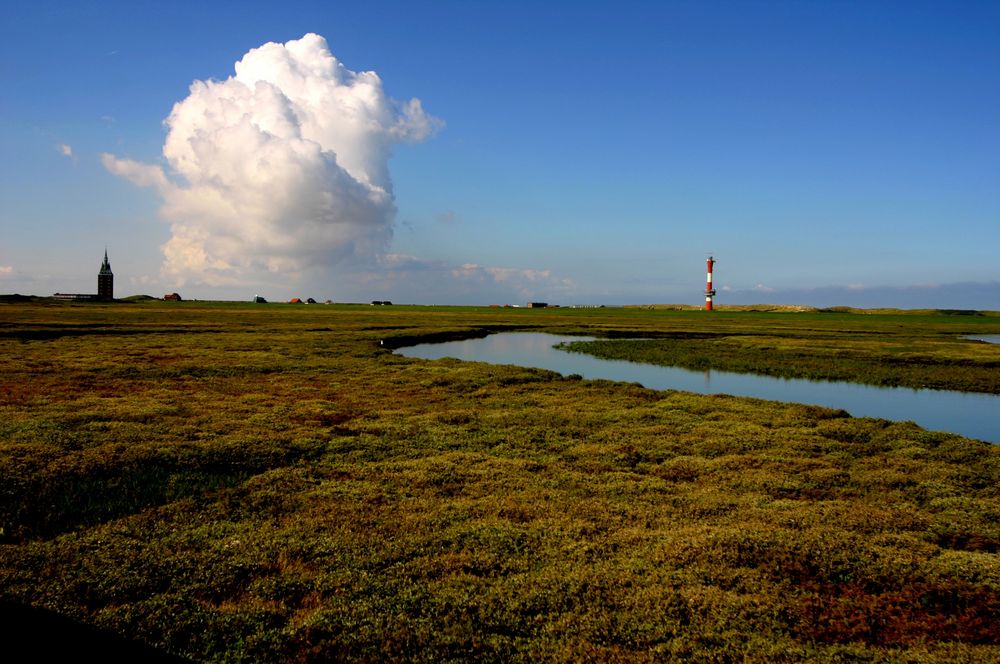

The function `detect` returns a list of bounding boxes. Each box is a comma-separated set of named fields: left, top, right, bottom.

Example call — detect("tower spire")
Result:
left=98, top=248, right=114, bottom=300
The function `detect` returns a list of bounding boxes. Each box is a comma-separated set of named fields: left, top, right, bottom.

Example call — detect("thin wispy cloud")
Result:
left=56, top=143, right=74, bottom=159
left=436, top=210, right=458, bottom=225
left=351, top=254, right=574, bottom=304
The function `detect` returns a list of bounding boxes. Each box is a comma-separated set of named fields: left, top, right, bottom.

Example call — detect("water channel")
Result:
left=398, top=332, right=1000, bottom=444
left=966, top=335, right=1000, bottom=344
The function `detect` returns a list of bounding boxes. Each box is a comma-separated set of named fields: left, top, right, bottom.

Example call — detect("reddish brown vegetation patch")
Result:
left=793, top=581, right=1000, bottom=646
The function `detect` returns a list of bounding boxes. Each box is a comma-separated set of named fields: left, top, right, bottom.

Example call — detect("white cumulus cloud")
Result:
left=57, top=143, right=74, bottom=158
left=103, top=33, right=439, bottom=286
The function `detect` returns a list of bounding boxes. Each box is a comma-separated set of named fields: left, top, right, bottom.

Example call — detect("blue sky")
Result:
left=2, top=0, right=998, bottom=307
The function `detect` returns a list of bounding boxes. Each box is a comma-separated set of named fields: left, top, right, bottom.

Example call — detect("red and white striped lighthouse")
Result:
left=705, top=256, right=716, bottom=311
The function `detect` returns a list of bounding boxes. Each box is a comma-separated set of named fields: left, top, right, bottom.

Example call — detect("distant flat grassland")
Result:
left=1, top=302, right=999, bottom=662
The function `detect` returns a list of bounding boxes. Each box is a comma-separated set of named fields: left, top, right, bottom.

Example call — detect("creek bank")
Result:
left=398, top=332, right=1000, bottom=443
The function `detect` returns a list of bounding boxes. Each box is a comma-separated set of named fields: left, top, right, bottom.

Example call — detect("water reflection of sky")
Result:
left=965, top=335, right=1000, bottom=344
left=400, top=333, right=1000, bottom=444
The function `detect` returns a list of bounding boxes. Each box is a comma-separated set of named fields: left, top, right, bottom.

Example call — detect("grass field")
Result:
left=2, top=301, right=999, bottom=661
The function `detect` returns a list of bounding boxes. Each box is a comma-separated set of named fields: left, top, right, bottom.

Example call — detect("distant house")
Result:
left=306, top=298, right=317, bottom=304
left=529, top=302, right=548, bottom=309
left=289, top=297, right=303, bottom=304
left=163, top=293, right=182, bottom=302
left=253, top=295, right=268, bottom=303
left=53, top=293, right=104, bottom=302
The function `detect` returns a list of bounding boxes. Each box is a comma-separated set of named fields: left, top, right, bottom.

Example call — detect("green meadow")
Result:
left=2, top=301, right=999, bottom=662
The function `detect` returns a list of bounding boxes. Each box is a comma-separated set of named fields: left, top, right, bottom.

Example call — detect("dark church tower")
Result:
left=98, top=250, right=114, bottom=301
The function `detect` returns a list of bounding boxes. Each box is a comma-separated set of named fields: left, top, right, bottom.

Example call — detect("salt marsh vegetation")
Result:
left=1, top=302, right=998, bottom=661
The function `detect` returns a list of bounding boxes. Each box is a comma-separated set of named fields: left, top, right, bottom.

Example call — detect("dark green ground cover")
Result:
left=559, top=311, right=1000, bottom=393
left=1, top=301, right=999, bottom=662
